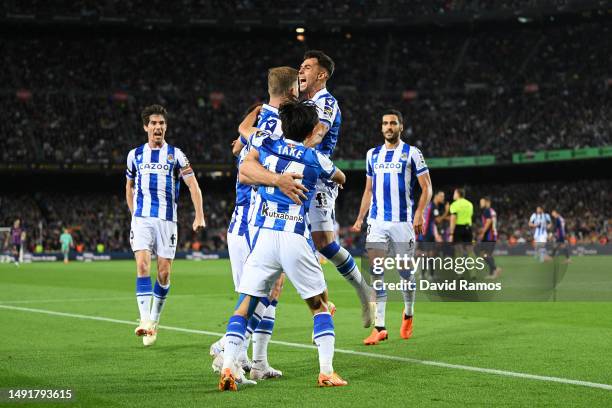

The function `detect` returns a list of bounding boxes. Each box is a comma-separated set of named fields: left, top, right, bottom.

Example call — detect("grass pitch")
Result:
left=1, top=257, right=611, bottom=407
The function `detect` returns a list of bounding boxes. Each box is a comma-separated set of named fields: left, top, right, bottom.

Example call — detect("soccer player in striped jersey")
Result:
left=478, top=197, right=502, bottom=279
left=351, top=110, right=432, bottom=345
left=125, top=104, right=205, bottom=346
left=529, top=206, right=551, bottom=262
left=299, top=50, right=373, bottom=327
left=217, top=100, right=348, bottom=391
left=551, top=209, right=571, bottom=263
left=211, top=67, right=298, bottom=380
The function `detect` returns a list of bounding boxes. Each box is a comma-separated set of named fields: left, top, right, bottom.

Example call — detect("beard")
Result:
left=383, top=130, right=401, bottom=143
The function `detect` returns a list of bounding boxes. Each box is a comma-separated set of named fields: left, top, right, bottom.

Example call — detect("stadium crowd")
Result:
left=1, top=180, right=610, bottom=254
left=1, top=0, right=575, bottom=20
left=1, top=20, right=611, bottom=164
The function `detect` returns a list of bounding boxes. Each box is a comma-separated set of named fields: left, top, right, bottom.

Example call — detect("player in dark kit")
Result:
left=551, top=210, right=571, bottom=264
left=6, top=219, right=25, bottom=266
left=478, top=197, right=502, bottom=279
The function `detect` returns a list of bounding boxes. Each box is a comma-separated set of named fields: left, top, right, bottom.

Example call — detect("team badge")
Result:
left=400, top=153, right=408, bottom=161
left=167, top=153, right=174, bottom=162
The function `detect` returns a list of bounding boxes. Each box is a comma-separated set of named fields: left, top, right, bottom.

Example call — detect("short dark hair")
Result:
left=382, top=109, right=404, bottom=125
left=279, top=100, right=318, bottom=142
left=303, top=50, right=335, bottom=78
left=455, top=188, right=465, bottom=198
left=141, top=104, right=168, bottom=126
left=482, top=196, right=491, bottom=203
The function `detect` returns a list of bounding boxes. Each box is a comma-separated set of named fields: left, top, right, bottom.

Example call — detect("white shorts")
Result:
left=366, top=218, right=416, bottom=257
left=238, top=228, right=326, bottom=300
left=130, top=216, right=178, bottom=259
left=227, top=231, right=251, bottom=291
left=533, top=235, right=548, bottom=244
left=308, top=179, right=338, bottom=232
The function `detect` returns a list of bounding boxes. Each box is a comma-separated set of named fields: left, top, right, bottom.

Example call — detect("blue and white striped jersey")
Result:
left=366, top=141, right=428, bottom=223
left=250, top=130, right=336, bottom=238
left=126, top=143, right=193, bottom=222
left=228, top=104, right=284, bottom=236
left=310, top=88, right=341, bottom=157
left=529, top=212, right=551, bottom=240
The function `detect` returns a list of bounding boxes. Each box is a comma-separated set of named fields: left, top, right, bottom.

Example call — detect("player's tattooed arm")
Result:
left=239, top=149, right=308, bottom=205
left=125, top=179, right=135, bottom=215
left=183, top=175, right=206, bottom=231
left=304, top=122, right=329, bottom=148
left=351, top=176, right=373, bottom=232
left=413, top=172, right=433, bottom=236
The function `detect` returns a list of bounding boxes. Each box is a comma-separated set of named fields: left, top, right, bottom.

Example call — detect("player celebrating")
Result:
left=551, top=209, right=571, bottom=263
left=529, top=206, right=551, bottom=262
left=125, top=104, right=205, bottom=347
left=59, top=228, right=74, bottom=264
left=299, top=50, right=373, bottom=327
left=351, top=110, right=432, bottom=345
left=478, top=197, right=502, bottom=279
left=6, top=219, right=25, bottom=266
left=217, top=100, right=347, bottom=391
left=211, top=67, right=298, bottom=380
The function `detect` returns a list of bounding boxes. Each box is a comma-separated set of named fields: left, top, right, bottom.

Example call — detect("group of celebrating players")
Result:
left=122, top=49, right=569, bottom=392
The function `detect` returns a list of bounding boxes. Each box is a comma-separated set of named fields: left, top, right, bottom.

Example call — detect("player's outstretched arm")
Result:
left=183, top=175, right=206, bottom=231
left=237, top=104, right=262, bottom=140
left=351, top=176, right=373, bottom=232
left=414, top=172, right=433, bottom=236
left=125, top=179, right=134, bottom=215
left=239, top=149, right=308, bottom=205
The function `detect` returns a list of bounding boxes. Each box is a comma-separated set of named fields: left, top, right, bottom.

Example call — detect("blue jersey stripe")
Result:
left=383, top=150, right=394, bottom=221
left=149, top=150, right=160, bottom=218
left=134, top=145, right=145, bottom=217
left=398, top=144, right=409, bottom=222
left=409, top=159, right=418, bottom=222
left=165, top=145, right=175, bottom=221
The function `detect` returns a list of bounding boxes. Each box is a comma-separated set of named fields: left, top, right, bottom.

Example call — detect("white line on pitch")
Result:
left=0, top=295, right=196, bottom=305
left=1, top=304, right=611, bottom=391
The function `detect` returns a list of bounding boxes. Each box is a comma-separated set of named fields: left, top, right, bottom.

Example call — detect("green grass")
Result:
left=1, top=257, right=611, bottom=407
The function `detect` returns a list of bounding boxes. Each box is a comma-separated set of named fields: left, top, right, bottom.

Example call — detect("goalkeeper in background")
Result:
left=60, top=228, right=74, bottom=264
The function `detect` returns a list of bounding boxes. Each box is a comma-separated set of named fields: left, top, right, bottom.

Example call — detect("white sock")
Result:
left=253, top=303, right=276, bottom=367
left=222, top=335, right=244, bottom=371
left=325, top=244, right=370, bottom=298
left=150, top=281, right=170, bottom=322
left=137, top=295, right=151, bottom=321
left=315, top=335, right=335, bottom=375
left=375, top=299, right=386, bottom=327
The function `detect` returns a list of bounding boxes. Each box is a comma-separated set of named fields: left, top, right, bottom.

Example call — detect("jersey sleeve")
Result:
left=126, top=149, right=136, bottom=180
left=483, top=208, right=491, bottom=219
left=315, top=151, right=337, bottom=180
left=529, top=213, right=536, bottom=224
left=175, top=148, right=194, bottom=179
left=450, top=201, right=458, bottom=215
left=410, top=147, right=429, bottom=176
left=366, top=148, right=373, bottom=177
left=314, top=96, right=338, bottom=127
left=250, top=129, right=272, bottom=149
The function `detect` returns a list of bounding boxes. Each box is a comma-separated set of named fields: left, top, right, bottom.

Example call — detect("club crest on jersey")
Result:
left=400, top=153, right=408, bottom=161
left=260, top=202, right=304, bottom=223
left=167, top=153, right=174, bottom=162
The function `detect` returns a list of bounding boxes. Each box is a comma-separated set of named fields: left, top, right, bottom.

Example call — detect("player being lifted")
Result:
left=125, top=104, right=205, bottom=346
left=478, top=197, right=502, bottom=279
left=210, top=67, right=298, bottom=380
left=299, top=50, right=373, bottom=326
left=551, top=209, right=571, bottom=263
left=351, top=110, right=432, bottom=345
left=217, top=100, right=348, bottom=391
left=529, top=206, right=551, bottom=262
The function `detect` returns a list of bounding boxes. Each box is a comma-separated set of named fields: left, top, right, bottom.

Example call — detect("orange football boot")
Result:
left=400, top=313, right=413, bottom=339
left=317, top=372, right=348, bottom=387
left=218, top=368, right=237, bottom=391
left=363, top=328, right=388, bottom=345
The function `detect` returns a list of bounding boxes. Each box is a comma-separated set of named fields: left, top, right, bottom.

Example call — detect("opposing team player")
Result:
left=210, top=67, right=298, bottom=380
left=6, top=219, right=25, bottom=266
left=551, top=209, right=571, bottom=263
left=351, top=110, right=432, bottom=345
left=478, top=197, right=502, bottom=279
left=299, top=50, right=373, bottom=326
left=59, top=228, right=74, bottom=264
left=529, top=206, right=551, bottom=262
left=125, top=104, right=206, bottom=346
left=218, top=100, right=347, bottom=391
